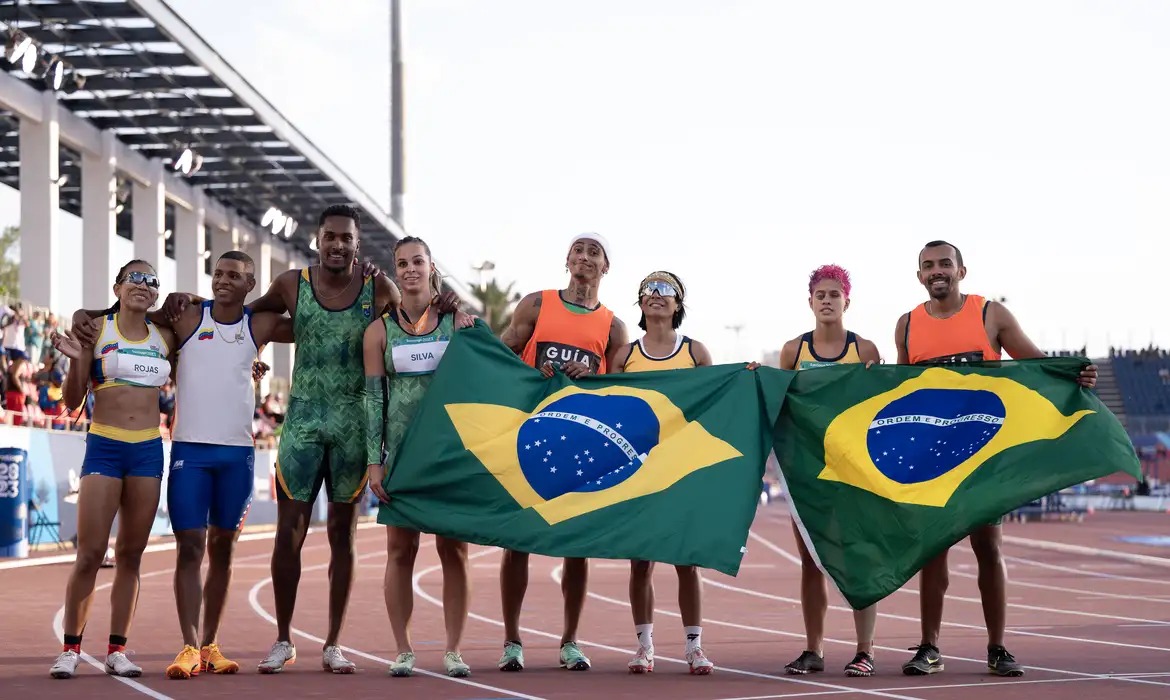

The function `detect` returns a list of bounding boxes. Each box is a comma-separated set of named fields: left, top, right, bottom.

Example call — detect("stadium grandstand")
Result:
left=0, top=0, right=480, bottom=408
left=1031, top=347, right=1167, bottom=506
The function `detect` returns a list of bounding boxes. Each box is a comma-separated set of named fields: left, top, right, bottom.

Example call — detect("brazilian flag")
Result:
left=775, top=357, right=1141, bottom=610
left=380, top=322, right=792, bottom=575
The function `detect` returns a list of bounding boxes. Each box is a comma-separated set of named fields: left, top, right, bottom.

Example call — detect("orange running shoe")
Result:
left=166, top=645, right=201, bottom=679
left=201, top=643, right=240, bottom=674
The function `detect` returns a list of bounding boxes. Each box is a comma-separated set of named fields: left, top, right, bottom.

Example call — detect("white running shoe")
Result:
left=257, top=641, right=296, bottom=674
left=105, top=651, right=142, bottom=677
left=444, top=651, right=471, bottom=678
left=322, top=645, right=356, bottom=674
left=50, top=650, right=81, bottom=679
left=628, top=646, right=654, bottom=673
left=389, top=652, right=415, bottom=677
left=687, top=647, right=714, bottom=675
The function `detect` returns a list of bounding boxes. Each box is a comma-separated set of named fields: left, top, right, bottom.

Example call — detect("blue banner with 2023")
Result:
left=0, top=447, right=29, bottom=558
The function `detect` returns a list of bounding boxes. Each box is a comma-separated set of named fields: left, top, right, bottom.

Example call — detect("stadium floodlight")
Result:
left=19, top=41, right=37, bottom=74
left=47, top=57, right=64, bottom=90
left=8, top=35, right=31, bottom=64
left=173, top=148, right=194, bottom=175
left=261, top=206, right=292, bottom=236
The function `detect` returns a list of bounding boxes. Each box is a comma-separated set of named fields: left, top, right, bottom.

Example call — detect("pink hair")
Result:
left=808, top=264, right=852, bottom=297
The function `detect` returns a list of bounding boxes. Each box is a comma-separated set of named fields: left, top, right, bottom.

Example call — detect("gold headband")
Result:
left=639, top=272, right=683, bottom=299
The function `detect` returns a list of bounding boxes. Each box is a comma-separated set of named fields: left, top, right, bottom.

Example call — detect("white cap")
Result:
left=568, top=232, right=610, bottom=262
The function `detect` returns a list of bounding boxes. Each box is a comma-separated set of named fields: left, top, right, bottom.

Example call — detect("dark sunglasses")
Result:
left=120, top=271, right=160, bottom=289
left=640, top=280, right=678, bottom=298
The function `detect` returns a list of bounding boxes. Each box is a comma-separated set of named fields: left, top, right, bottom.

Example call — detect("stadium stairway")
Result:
left=1095, top=358, right=1127, bottom=428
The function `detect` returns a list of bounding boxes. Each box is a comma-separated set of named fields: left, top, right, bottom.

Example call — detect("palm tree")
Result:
left=471, top=279, right=521, bottom=334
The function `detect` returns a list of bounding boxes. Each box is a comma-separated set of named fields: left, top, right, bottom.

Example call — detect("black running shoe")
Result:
left=987, top=645, right=1024, bottom=677
left=784, top=650, right=825, bottom=675
left=901, top=644, right=944, bottom=675
left=844, top=652, right=875, bottom=677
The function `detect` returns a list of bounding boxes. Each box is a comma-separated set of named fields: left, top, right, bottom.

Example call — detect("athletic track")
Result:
left=3, top=506, right=1168, bottom=699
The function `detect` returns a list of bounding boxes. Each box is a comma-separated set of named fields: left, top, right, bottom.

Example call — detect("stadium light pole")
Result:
left=390, top=0, right=405, bottom=226
left=472, top=260, right=496, bottom=291
left=725, top=323, right=745, bottom=362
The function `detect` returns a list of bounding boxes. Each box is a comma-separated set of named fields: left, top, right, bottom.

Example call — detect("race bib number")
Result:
left=918, top=351, right=986, bottom=366
left=392, top=336, right=449, bottom=376
left=536, top=342, right=601, bottom=373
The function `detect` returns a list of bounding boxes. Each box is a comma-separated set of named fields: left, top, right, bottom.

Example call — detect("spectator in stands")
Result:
left=26, top=310, right=45, bottom=365
left=6, top=355, right=43, bottom=427
left=2, top=302, right=29, bottom=362
left=252, top=408, right=277, bottom=448
left=260, top=392, right=285, bottom=424
left=158, top=379, right=176, bottom=435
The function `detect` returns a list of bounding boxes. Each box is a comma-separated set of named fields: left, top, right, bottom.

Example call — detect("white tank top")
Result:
left=171, top=302, right=259, bottom=447
left=92, top=313, right=171, bottom=391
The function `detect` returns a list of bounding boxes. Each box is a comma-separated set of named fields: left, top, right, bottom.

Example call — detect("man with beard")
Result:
left=162, top=205, right=460, bottom=675
left=894, top=240, right=1096, bottom=679
left=494, top=233, right=629, bottom=672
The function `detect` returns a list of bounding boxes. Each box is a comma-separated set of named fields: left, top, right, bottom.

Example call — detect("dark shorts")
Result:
left=81, top=430, right=164, bottom=480
left=275, top=397, right=367, bottom=503
left=167, top=442, right=255, bottom=532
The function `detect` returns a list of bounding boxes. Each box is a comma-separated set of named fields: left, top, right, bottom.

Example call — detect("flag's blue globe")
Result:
left=516, top=393, right=661, bottom=500
left=866, top=388, right=1006, bottom=485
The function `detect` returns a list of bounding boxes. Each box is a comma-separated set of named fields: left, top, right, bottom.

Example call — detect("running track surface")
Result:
left=3, top=506, right=1169, bottom=700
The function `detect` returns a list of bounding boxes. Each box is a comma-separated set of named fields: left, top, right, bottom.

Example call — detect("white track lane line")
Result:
left=522, top=563, right=927, bottom=700
left=745, top=531, right=1170, bottom=645
left=949, top=565, right=1170, bottom=604
left=246, top=545, right=548, bottom=700
left=46, top=546, right=278, bottom=699
left=1002, top=555, right=1170, bottom=585
left=736, top=530, right=1170, bottom=688
left=711, top=674, right=1118, bottom=700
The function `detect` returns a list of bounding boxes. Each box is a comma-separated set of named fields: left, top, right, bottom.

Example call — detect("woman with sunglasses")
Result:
left=48, top=259, right=177, bottom=680
left=608, top=271, right=716, bottom=676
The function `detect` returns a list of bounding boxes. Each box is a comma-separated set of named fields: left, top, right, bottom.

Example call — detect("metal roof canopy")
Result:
left=0, top=0, right=478, bottom=304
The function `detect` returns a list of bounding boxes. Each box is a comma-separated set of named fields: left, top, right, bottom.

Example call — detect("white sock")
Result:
left=685, top=626, right=702, bottom=653
left=635, top=624, right=654, bottom=650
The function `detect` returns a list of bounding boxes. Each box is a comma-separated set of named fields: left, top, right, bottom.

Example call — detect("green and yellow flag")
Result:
left=380, top=323, right=792, bottom=576
left=774, top=358, right=1141, bottom=610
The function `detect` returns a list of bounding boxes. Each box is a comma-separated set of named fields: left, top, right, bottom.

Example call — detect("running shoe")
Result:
left=166, top=645, right=201, bottom=679
left=784, top=650, right=824, bottom=674
left=559, top=641, right=591, bottom=671
left=201, top=643, right=239, bottom=674
left=106, top=650, right=142, bottom=677
left=444, top=651, right=471, bottom=678
left=987, top=645, right=1024, bottom=677
left=498, top=642, right=524, bottom=672
left=844, top=652, right=875, bottom=677
left=628, top=646, right=654, bottom=673
left=257, top=641, right=296, bottom=674
left=902, top=644, right=944, bottom=675
left=50, top=650, right=80, bottom=679
left=389, top=651, right=415, bottom=677
left=687, top=647, right=714, bottom=675
left=322, top=645, right=356, bottom=674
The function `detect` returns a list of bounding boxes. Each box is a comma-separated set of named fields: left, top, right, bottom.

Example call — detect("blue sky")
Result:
left=10, top=1, right=1170, bottom=362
